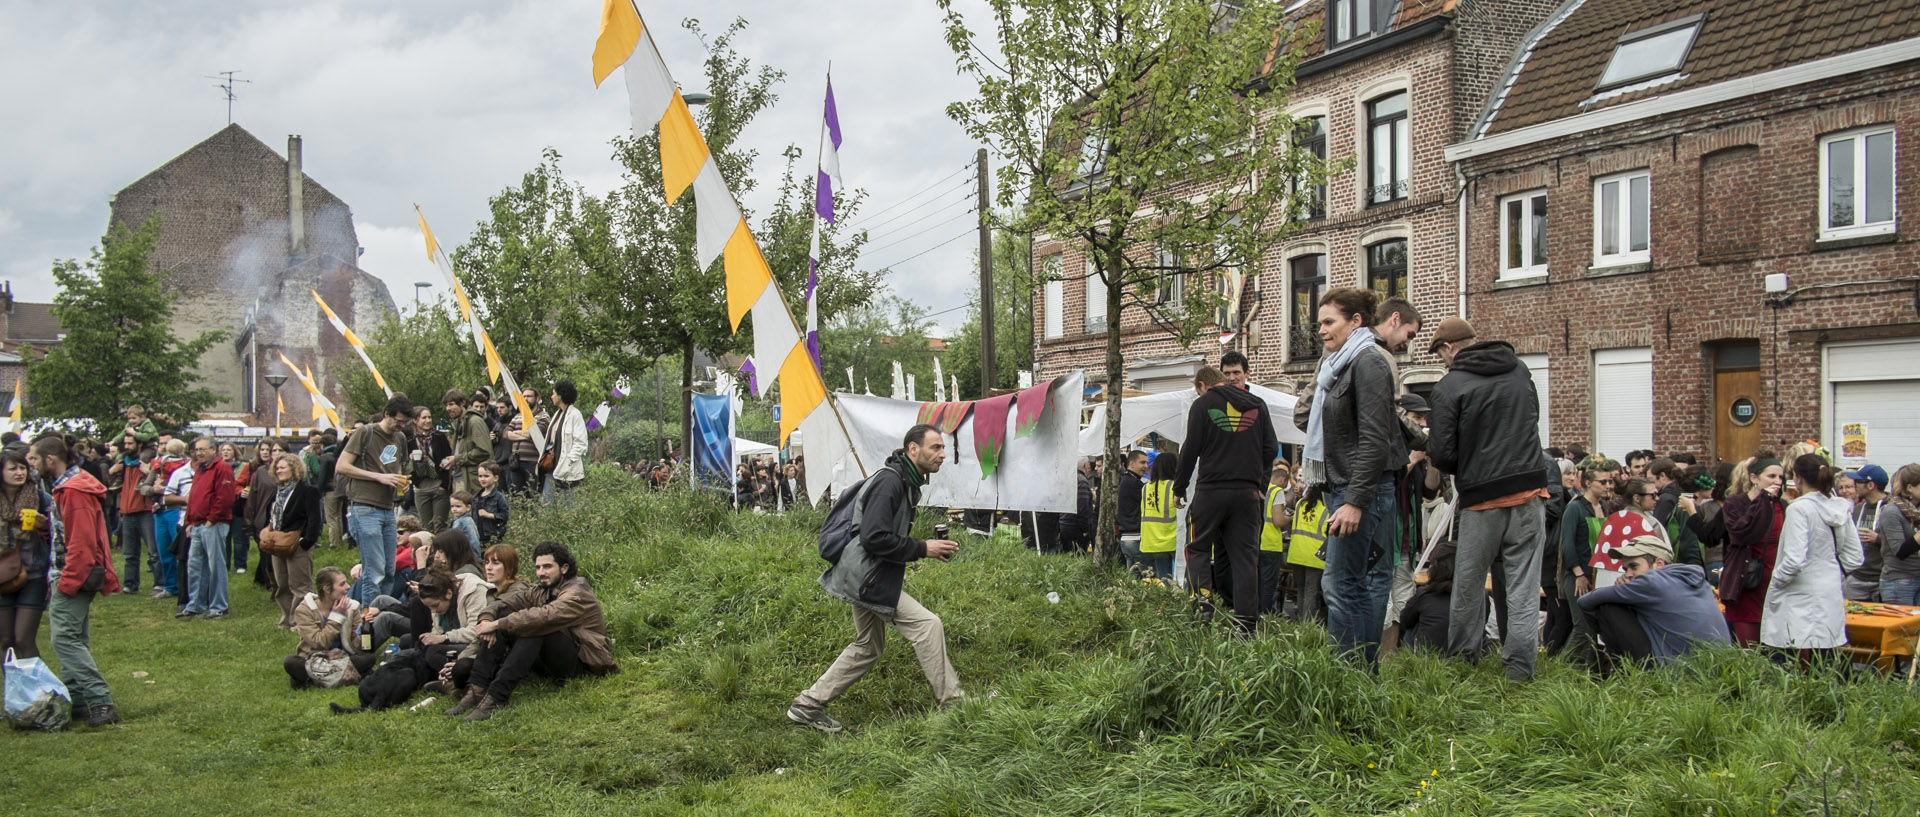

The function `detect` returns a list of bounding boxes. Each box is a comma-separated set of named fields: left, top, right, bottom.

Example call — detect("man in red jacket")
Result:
left=181, top=437, right=237, bottom=619
left=31, top=436, right=121, bottom=727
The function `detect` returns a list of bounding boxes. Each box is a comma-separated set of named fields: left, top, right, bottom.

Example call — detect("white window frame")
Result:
left=1152, top=247, right=1186, bottom=305
left=1083, top=259, right=1108, bottom=334
left=1818, top=126, right=1898, bottom=240
left=1042, top=257, right=1064, bottom=339
left=1591, top=170, right=1650, bottom=267
left=1499, top=190, right=1549, bottom=280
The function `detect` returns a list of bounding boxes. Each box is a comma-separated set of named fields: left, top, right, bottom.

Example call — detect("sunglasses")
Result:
left=1592, top=479, right=1616, bottom=485
left=1636, top=492, right=1660, bottom=498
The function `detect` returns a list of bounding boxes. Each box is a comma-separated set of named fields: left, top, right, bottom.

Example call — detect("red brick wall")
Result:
left=1460, top=66, right=1920, bottom=457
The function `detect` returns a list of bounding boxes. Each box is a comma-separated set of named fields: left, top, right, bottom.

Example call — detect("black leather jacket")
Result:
left=1321, top=338, right=1404, bottom=506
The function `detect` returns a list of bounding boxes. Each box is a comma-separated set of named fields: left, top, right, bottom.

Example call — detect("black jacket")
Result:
left=266, top=482, right=324, bottom=550
left=1116, top=473, right=1144, bottom=534
left=1428, top=341, right=1548, bottom=507
left=819, top=451, right=927, bottom=614
left=412, top=430, right=452, bottom=487
left=1058, top=472, right=1096, bottom=547
left=1175, top=385, right=1279, bottom=497
left=1319, top=341, right=1403, bottom=506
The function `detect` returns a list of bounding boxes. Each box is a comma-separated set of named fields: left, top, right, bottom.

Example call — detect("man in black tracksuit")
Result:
left=1174, top=351, right=1280, bottom=631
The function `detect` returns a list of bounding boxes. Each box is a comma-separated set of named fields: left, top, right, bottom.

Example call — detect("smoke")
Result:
left=216, top=200, right=363, bottom=328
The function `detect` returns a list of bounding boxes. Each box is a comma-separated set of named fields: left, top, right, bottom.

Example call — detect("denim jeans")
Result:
left=228, top=516, right=250, bottom=571
left=154, top=508, right=183, bottom=595
left=542, top=476, right=580, bottom=507
left=1882, top=578, right=1920, bottom=606
left=1321, top=482, right=1395, bottom=665
left=183, top=522, right=230, bottom=615
left=118, top=511, right=155, bottom=593
left=1258, top=550, right=1286, bottom=615
left=347, top=503, right=397, bottom=604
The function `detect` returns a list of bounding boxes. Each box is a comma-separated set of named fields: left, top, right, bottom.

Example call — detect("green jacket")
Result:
left=123, top=418, right=158, bottom=444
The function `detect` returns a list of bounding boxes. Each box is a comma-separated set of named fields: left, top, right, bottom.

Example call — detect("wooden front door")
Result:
left=1715, top=368, right=1762, bottom=463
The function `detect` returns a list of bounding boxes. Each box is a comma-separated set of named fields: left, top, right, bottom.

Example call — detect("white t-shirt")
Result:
left=164, top=462, right=194, bottom=503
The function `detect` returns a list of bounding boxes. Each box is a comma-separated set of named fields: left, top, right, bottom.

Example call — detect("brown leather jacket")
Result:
left=480, top=575, right=617, bottom=674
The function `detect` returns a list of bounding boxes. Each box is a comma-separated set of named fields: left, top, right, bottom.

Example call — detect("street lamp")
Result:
left=683, top=91, right=713, bottom=106
left=263, top=372, right=288, bottom=438
left=413, top=282, right=432, bottom=307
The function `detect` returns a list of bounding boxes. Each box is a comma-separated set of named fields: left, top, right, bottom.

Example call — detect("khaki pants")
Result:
left=324, top=491, right=347, bottom=547
left=795, top=590, right=960, bottom=709
left=271, top=548, right=315, bottom=629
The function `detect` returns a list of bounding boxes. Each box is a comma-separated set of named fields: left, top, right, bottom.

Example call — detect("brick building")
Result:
left=1032, top=0, right=1559, bottom=399
left=1443, top=0, right=1920, bottom=467
left=108, top=124, right=396, bottom=426
left=0, top=282, right=61, bottom=408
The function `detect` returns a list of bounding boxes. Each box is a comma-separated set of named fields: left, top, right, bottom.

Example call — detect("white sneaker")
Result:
left=235, top=568, right=246, bottom=574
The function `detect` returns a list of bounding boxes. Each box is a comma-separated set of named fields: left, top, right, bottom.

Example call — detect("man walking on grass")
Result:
left=790, top=424, right=964, bottom=732
left=32, top=436, right=121, bottom=727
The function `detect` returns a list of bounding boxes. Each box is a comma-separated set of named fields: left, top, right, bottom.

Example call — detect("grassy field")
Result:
left=7, top=473, right=1920, bottom=816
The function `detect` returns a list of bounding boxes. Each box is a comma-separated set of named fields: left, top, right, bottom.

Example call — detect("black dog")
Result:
left=329, top=648, right=429, bottom=714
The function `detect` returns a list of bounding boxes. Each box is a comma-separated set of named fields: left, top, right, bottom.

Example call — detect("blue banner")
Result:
left=690, top=392, right=734, bottom=492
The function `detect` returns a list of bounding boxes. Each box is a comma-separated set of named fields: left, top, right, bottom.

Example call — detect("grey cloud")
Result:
left=2, top=0, right=998, bottom=336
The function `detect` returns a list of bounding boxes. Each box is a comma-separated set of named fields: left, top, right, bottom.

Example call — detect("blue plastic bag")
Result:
left=4, top=647, right=72, bottom=731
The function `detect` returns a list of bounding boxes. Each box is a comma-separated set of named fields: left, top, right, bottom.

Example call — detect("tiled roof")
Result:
left=1484, top=0, right=1920, bottom=135
left=6, top=301, right=62, bottom=343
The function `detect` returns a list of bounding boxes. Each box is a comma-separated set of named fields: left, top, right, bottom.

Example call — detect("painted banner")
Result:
left=690, top=391, right=734, bottom=492
left=826, top=370, right=1083, bottom=512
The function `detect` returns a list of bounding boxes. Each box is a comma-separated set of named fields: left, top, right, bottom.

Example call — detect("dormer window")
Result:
left=1329, top=0, right=1392, bottom=48
left=1597, top=15, right=1704, bottom=90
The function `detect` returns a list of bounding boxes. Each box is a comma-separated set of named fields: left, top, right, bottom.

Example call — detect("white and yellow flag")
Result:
left=592, top=0, right=826, bottom=446
left=415, top=207, right=544, bottom=451
left=277, top=351, right=342, bottom=430
left=311, top=288, right=392, bottom=398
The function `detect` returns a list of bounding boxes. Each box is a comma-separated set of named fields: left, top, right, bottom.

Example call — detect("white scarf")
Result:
left=1304, top=326, right=1378, bottom=465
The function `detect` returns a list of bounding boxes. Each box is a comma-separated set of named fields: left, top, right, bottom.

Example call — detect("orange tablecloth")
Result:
left=1845, top=607, right=1920, bottom=672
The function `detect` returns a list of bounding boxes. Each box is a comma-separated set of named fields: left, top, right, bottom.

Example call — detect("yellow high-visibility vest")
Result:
left=1140, top=480, right=1178, bottom=553
left=1261, top=485, right=1289, bottom=553
left=1286, top=496, right=1328, bottom=569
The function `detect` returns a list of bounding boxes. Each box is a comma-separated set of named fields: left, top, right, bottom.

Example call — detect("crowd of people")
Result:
left=1017, top=289, right=1915, bottom=692
left=0, top=379, right=614, bottom=728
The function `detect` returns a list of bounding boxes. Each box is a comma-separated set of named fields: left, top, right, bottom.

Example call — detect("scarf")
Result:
left=270, top=482, right=296, bottom=530
left=1304, top=326, right=1378, bottom=464
left=0, top=482, right=36, bottom=552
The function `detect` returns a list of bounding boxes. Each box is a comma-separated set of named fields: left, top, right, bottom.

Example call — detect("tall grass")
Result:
left=7, top=471, right=1917, bottom=816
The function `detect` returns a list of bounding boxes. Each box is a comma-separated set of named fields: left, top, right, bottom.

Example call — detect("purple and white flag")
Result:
left=806, top=76, right=843, bottom=370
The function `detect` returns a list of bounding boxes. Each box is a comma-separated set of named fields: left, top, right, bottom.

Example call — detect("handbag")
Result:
left=259, top=528, right=301, bottom=558
left=304, top=651, right=361, bottom=689
left=4, top=648, right=72, bottom=731
left=0, top=547, right=24, bottom=595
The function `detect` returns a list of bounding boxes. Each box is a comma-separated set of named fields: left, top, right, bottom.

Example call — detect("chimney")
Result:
left=288, top=134, right=305, bottom=259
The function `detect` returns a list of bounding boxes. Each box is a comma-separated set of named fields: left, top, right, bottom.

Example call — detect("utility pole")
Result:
left=977, top=148, right=995, bottom=397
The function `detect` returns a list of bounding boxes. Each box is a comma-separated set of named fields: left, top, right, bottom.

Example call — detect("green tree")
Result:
left=27, top=217, right=225, bottom=433
left=944, top=221, right=1035, bottom=400
left=455, top=147, right=587, bottom=390
left=818, top=295, right=938, bottom=400
left=939, top=0, right=1318, bottom=560
left=573, top=18, right=876, bottom=452
left=334, top=299, right=486, bottom=423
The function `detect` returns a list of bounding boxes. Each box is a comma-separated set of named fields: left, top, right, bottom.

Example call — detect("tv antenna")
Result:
left=206, top=70, right=252, bottom=124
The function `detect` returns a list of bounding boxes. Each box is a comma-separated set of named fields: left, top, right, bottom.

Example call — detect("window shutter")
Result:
left=1592, top=347, right=1653, bottom=456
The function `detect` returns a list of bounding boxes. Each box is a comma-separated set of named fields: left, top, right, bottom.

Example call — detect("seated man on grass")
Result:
left=1575, top=535, right=1730, bottom=670
left=444, top=541, right=617, bottom=722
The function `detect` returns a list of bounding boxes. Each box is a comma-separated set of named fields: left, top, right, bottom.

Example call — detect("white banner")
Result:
left=1078, top=382, right=1304, bottom=456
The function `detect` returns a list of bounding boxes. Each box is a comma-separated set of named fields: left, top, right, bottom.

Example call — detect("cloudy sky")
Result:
left=0, top=0, right=998, bottom=333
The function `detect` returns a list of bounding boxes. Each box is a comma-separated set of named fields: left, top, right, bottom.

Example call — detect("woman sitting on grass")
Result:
left=483, top=544, right=527, bottom=600
left=285, top=567, right=375, bottom=688
left=412, top=567, right=490, bottom=694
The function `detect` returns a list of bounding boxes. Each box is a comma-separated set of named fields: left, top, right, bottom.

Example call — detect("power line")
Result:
left=859, top=191, right=974, bottom=244
left=847, top=160, right=976, bottom=227
left=863, top=208, right=978, bottom=256
left=852, top=180, right=975, bottom=236
left=869, top=227, right=977, bottom=272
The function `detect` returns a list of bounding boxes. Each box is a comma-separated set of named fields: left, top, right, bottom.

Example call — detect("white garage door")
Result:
left=1827, top=340, right=1920, bottom=467
left=1593, top=347, right=1652, bottom=457
left=1520, top=353, right=1551, bottom=447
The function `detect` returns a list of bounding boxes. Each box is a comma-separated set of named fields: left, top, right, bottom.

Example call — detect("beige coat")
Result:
left=291, top=592, right=364, bottom=657
left=434, top=573, right=492, bottom=644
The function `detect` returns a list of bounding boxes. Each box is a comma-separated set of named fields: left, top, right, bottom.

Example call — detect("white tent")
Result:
left=1078, top=383, right=1305, bottom=456
left=735, top=438, right=777, bottom=460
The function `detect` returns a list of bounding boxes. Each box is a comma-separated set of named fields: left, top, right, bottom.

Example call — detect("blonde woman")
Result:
left=262, top=452, right=322, bottom=630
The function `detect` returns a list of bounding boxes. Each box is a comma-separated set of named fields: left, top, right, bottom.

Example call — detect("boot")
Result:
left=443, top=685, right=485, bottom=717
left=421, top=679, right=449, bottom=695
left=463, top=695, right=502, bottom=722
